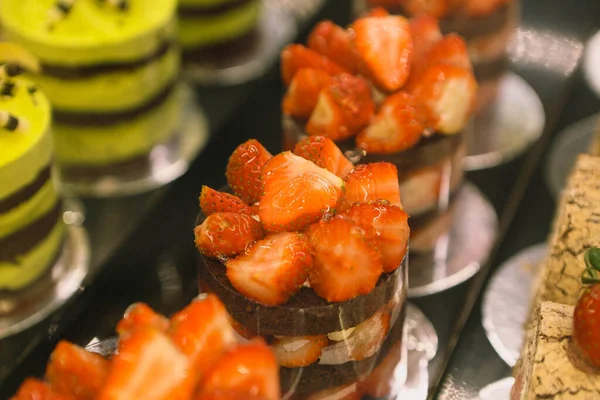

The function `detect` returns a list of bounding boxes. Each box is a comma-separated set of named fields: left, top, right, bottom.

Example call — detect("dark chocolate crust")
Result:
left=182, top=28, right=260, bottom=67
left=473, top=56, right=509, bottom=83
left=41, top=41, right=174, bottom=80
left=196, top=211, right=407, bottom=337
left=178, top=0, right=256, bottom=17
left=440, top=2, right=517, bottom=40
left=0, top=201, right=62, bottom=263
left=0, top=165, right=51, bottom=214
left=53, top=81, right=176, bottom=126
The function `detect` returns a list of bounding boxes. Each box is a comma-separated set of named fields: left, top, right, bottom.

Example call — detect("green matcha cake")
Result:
left=178, top=0, right=262, bottom=64
left=0, top=49, right=65, bottom=290
left=0, top=0, right=181, bottom=180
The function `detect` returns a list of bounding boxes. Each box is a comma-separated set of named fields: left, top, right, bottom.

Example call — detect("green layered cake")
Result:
left=178, top=0, right=261, bottom=64
left=0, top=0, right=181, bottom=178
left=0, top=54, right=64, bottom=290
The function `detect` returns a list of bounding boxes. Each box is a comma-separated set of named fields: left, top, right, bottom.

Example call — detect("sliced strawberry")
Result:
left=362, top=6, right=390, bottom=18
left=345, top=201, right=410, bottom=272
left=169, top=294, right=237, bottom=381
left=356, top=91, right=426, bottom=154
left=308, top=21, right=358, bottom=72
left=199, top=186, right=251, bottom=217
left=226, top=139, right=273, bottom=205
left=259, top=152, right=344, bottom=232
left=341, top=163, right=402, bottom=211
left=349, top=310, right=391, bottom=360
left=195, top=390, right=267, bottom=400
left=116, top=303, right=169, bottom=337
left=423, top=33, right=471, bottom=71
left=281, top=44, right=350, bottom=86
left=462, top=0, right=510, bottom=17
left=409, top=14, right=443, bottom=68
left=272, top=335, right=328, bottom=368
left=230, top=319, right=257, bottom=339
left=305, top=382, right=363, bottom=400
left=46, top=341, right=110, bottom=400
left=401, top=0, right=450, bottom=18
left=97, top=329, right=193, bottom=400
left=200, top=339, right=280, bottom=400
left=194, top=212, right=264, bottom=259
left=12, top=378, right=71, bottom=400
left=293, top=136, right=354, bottom=178
left=226, top=232, right=313, bottom=306
left=306, top=73, right=375, bottom=141
left=352, top=16, right=413, bottom=93
left=361, top=340, right=404, bottom=397
left=282, top=68, right=332, bottom=119
left=409, top=64, right=477, bottom=134
left=306, top=217, right=383, bottom=302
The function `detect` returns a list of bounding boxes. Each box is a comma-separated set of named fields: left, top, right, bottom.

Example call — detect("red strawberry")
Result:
left=308, top=21, right=358, bottom=72
left=572, top=247, right=600, bottom=368
left=282, top=68, right=332, bottom=119
left=356, top=91, right=426, bottom=154
left=362, top=6, right=390, bottom=18
left=305, top=382, right=362, bottom=400
left=345, top=201, right=410, bottom=272
left=200, top=339, right=280, bottom=400
left=259, top=152, right=344, bottom=232
left=169, top=294, right=237, bottom=381
left=293, top=136, right=354, bottom=178
left=352, top=16, right=413, bottom=93
left=199, top=186, right=252, bottom=217
left=401, top=0, right=450, bottom=18
left=306, top=73, right=375, bottom=141
left=361, top=340, right=404, bottom=397
left=272, top=335, right=328, bottom=368
left=306, top=217, right=383, bottom=302
left=423, top=33, right=471, bottom=71
left=226, top=139, right=272, bottom=205
left=226, top=232, right=313, bottom=306
left=194, top=212, right=264, bottom=259
left=97, top=329, right=194, bottom=400
left=116, top=303, right=169, bottom=337
left=462, top=0, right=511, bottom=17
left=409, top=14, right=443, bottom=67
left=12, top=378, right=71, bottom=400
left=196, top=390, right=267, bottom=400
left=341, top=163, right=402, bottom=211
left=46, top=341, right=110, bottom=400
left=281, top=44, right=350, bottom=86
left=408, top=64, right=477, bottom=134
left=349, top=310, right=391, bottom=360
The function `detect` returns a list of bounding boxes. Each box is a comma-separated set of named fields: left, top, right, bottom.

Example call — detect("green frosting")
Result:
left=180, top=0, right=239, bottom=6
left=0, top=0, right=176, bottom=65
left=179, top=0, right=260, bottom=49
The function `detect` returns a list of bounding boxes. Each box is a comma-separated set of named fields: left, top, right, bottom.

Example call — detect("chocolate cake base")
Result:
left=182, top=28, right=261, bottom=69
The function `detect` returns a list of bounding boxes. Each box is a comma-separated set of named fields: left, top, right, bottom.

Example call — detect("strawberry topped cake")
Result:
left=280, top=11, right=477, bottom=253
left=194, top=139, right=409, bottom=398
left=11, top=294, right=281, bottom=400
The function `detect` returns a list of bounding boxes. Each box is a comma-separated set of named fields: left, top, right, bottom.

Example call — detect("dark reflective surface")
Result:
left=1, top=1, right=599, bottom=399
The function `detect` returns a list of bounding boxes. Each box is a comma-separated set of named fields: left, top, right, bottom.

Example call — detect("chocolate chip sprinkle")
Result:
left=0, top=111, right=28, bottom=133
left=3, top=64, right=23, bottom=77
left=0, top=81, right=16, bottom=97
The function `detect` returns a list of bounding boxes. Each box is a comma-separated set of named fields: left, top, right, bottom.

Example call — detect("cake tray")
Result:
left=183, top=1, right=297, bottom=86
left=57, top=84, right=209, bottom=198
left=464, top=72, right=546, bottom=171
left=0, top=200, right=91, bottom=339
left=86, top=303, right=438, bottom=400
left=409, top=183, right=498, bottom=298
left=482, top=243, right=546, bottom=367
left=583, top=30, right=600, bottom=99
left=472, top=377, right=515, bottom=400
left=544, top=113, right=598, bottom=199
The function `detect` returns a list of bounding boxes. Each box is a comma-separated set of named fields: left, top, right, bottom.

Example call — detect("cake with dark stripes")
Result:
left=0, top=0, right=181, bottom=182
left=178, top=0, right=261, bottom=67
left=0, top=45, right=64, bottom=291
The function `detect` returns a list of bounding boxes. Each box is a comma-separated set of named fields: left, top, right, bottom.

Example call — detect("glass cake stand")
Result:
left=409, top=183, right=498, bottom=298
left=183, top=0, right=298, bottom=86
left=57, top=84, right=210, bottom=198
left=481, top=243, right=546, bottom=367
left=584, top=30, right=600, bottom=99
left=0, top=200, right=91, bottom=339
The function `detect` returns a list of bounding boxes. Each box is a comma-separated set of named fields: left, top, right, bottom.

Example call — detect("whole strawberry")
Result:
left=572, top=247, right=600, bottom=367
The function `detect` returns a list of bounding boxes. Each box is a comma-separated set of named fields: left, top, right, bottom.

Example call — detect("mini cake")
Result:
left=280, top=12, right=477, bottom=253
left=590, top=117, right=600, bottom=157
left=11, top=295, right=281, bottom=400
left=178, top=0, right=262, bottom=67
left=194, top=139, right=409, bottom=398
left=530, top=154, right=600, bottom=310
left=0, top=0, right=181, bottom=182
left=0, top=45, right=65, bottom=292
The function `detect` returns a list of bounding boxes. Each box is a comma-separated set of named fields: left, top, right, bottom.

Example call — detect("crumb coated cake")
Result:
left=0, top=0, right=181, bottom=179
left=0, top=48, right=64, bottom=291
left=178, top=0, right=262, bottom=65
left=195, top=139, right=409, bottom=398
left=280, top=11, right=477, bottom=252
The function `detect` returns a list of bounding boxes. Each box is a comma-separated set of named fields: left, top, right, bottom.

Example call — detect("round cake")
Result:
left=279, top=12, right=477, bottom=253
left=0, top=0, right=181, bottom=180
left=0, top=49, right=64, bottom=291
left=178, top=0, right=262, bottom=66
